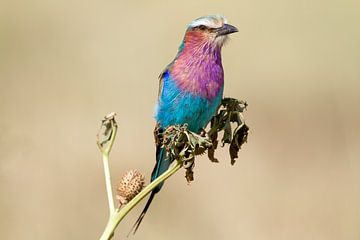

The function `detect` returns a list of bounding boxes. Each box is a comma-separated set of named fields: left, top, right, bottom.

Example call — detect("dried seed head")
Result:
left=116, top=170, right=145, bottom=205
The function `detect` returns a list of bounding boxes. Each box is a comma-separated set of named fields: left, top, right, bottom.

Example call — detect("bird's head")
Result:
left=184, top=15, right=238, bottom=48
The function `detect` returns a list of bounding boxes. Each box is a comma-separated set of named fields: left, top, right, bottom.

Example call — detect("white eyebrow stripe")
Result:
left=189, top=19, right=220, bottom=28
left=188, top=15, right=227, bottom=29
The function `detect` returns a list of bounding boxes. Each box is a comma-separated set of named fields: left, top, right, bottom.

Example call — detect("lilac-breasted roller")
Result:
left=132, top=15, right=238, bottom=233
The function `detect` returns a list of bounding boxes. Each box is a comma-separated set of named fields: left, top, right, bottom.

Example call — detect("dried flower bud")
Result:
left=116, top=170, right=145, bottom=206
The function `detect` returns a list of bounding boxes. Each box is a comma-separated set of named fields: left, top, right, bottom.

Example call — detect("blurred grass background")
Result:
left=1, top=0, right=359, bottom=239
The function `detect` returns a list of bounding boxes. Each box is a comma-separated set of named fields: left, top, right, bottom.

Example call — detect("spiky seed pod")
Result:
left=116, top=170, right=145, bottom=206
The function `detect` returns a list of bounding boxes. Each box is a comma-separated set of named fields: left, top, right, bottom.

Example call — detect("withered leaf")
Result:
left=221, top=118, right=232, bottom=146
left=229, top=124, right=249, bottom=165
left=206, top=98, right=249, bottom=165
left=159, top=97, right=249, bottom=183
left=97, top=114, right=117, bottom=149
left=207, top=131, right=219, bottom=163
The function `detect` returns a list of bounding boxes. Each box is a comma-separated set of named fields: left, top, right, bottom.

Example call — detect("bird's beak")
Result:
left=216, top=24, right=238, bottom=36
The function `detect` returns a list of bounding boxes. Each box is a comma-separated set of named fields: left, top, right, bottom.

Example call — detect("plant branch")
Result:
left=97, top=98, right=249, bottom=239
left=100, top=160, right=182, bottom=240
left=97, top=113, right=118, bottom=215
left=102, top=153, right=115, bottom=215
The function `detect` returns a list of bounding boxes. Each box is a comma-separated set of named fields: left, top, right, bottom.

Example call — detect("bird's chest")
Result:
left=172, top=58, right=224, bottom=100
left=156, top=74, right=223, bottom=132
left=156, top=52, right=224, bottom=132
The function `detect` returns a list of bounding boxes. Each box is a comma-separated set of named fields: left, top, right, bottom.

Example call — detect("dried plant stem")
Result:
left=100, top=160, right=182, bottom=240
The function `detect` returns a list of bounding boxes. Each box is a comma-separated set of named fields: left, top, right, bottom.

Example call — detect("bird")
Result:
left=130, top=14, right=238, bottom=234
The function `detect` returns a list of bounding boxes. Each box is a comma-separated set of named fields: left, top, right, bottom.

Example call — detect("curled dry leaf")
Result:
left=207, top=98, right=249, bottom=165
left=97, top=113, right=117, bottom=150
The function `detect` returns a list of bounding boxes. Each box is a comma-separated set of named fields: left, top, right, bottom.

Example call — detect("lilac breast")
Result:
left=171, top=44, right=224, bottom=101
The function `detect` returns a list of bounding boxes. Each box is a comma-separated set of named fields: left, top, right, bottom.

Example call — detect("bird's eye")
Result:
left=198, top=25, right=207, bottom=30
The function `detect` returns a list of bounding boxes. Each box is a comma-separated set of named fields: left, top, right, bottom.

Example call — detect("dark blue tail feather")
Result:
left=130, top=146, right=170, bottom=235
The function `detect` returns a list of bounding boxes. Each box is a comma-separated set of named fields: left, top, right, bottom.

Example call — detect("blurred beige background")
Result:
left=1, top=0, right=359, bottom=239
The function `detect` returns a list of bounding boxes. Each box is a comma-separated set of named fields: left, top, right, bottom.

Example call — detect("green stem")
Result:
left=97, top=117, right=118, bottom=216
left=102, top=153, right=115, bottom=215
left=99, top=160, right=182, bottom=240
